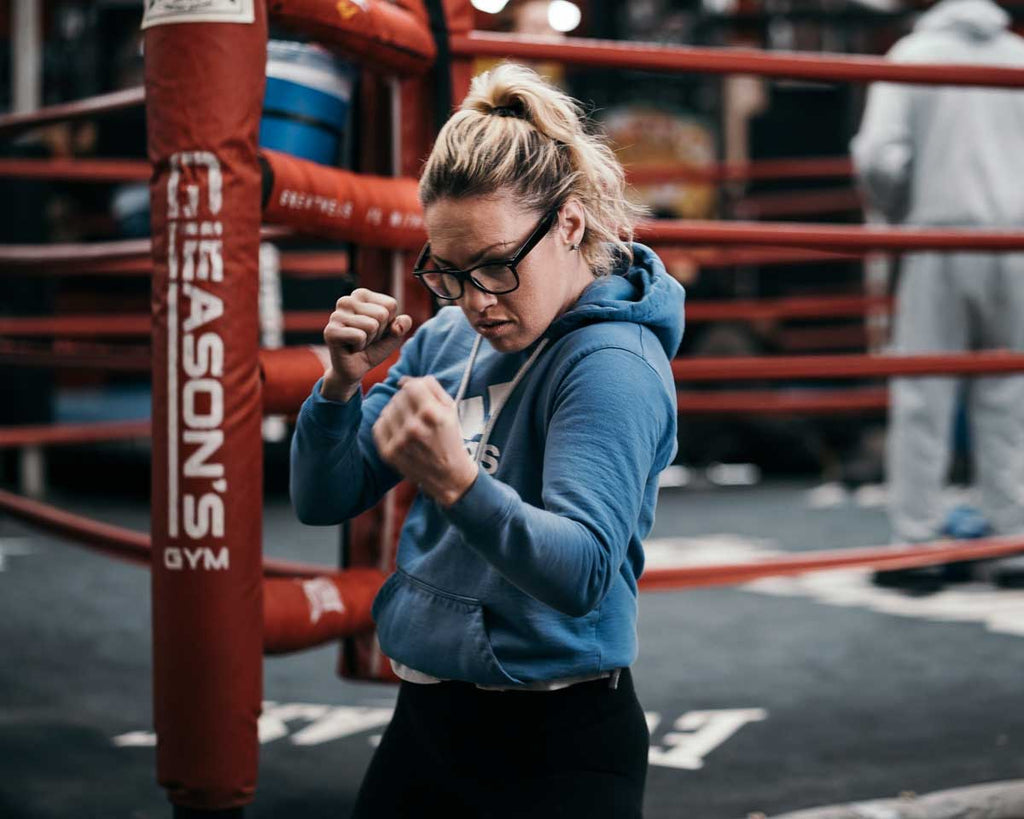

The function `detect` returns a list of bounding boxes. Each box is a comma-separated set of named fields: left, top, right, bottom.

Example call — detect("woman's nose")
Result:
left=459, top=283, right=498, bottom=313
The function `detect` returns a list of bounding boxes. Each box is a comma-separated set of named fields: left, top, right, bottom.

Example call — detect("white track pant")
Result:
left=888, top=252, right=1024, bottom=542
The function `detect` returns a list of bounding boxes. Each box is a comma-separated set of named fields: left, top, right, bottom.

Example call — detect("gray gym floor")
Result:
left=2, top=474, right=1022, bottom=818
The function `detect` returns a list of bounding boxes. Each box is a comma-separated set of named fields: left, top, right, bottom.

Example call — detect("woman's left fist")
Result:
left=372, top=376, right=479, bottom=507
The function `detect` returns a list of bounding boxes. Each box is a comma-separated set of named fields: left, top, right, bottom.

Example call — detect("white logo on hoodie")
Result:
left=458, top=381, right=513, bottom=475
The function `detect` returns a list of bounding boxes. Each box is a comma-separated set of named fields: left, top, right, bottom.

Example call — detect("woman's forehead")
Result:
left=424, top=193, right=535, bottom=252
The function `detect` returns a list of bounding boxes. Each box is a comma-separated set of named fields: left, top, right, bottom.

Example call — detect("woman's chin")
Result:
left=478, top=322, right=528, bottom=352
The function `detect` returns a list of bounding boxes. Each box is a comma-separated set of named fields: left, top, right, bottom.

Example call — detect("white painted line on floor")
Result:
left=644, top=532, right=1024, bottom=638
left=853, top=483, right=888, bottom=509
left=112, top=731, right=156, bottom=748
left=644, top=534, right=784, bottom=569
left=648, top=708, right=768, bottom=771
left=0, top=538, right=35, bottom=572
left=111, top=700, right=769, bottom=772
left=749, top=571, right=1024, bottom=638
left=806, top=482, right=849, bottom=509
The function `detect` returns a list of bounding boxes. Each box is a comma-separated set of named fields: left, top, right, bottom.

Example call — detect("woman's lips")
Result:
left=475, top=319, right=512, bottom=336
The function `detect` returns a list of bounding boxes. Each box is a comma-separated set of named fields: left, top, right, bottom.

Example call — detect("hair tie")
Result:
left=492, top=105, right=518, bottom=118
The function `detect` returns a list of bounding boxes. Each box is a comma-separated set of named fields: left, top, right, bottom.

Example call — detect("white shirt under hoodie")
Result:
left=851, top=0, right=1024, bottom=226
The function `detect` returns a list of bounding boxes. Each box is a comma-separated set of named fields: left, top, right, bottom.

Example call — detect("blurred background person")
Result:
left=852, top=0, right=1024, bottom=589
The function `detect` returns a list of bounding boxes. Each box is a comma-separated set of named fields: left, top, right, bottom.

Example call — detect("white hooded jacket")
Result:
left=852, top=0, right=1024, bottom=226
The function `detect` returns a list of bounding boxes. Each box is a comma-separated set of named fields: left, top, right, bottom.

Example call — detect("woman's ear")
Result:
left=558, top=198, right=586, bottom=250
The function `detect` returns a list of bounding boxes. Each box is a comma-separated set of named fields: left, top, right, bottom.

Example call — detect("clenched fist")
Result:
left=373, top=376, right=479, bottom=508
left=321, top=288, right=413, bottom=402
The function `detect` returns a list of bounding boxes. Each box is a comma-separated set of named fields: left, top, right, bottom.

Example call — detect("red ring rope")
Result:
left=2, top=344, right=1018, bottom=390
left=654, top=246, right=866, bottom=268
left=0, top=420, right=150, bottom=449
left=671, top=351, right=1024, bottom=381
left=638, top=534, right=1024, bottom=591
left=0, top=297, right=889, bottom=338
left=0, top=158, right=150, bottom=183
left=734, top=188, right=863, bottom=220
left=677, top=388, right=888, bottom=415
left=0, top=156, right=856, bottom=187
left=0, top=311, right=335, bottom=337
left=0, top=391, right=889, bottom=444
left=0, top=488, right=383, bottom=656
left=0, top=87, right=145, bottom=139
left=684, top=295, right=892, bottom=322
left=627, top=157, right=853, bottom=185
left=0, top=339, right=150, bottom=370
left=451, top=33, right=1024, bottom=87
left=2, top=485, right=1020, bottom=600
left=638, top=220, right=1024, bottom=251
left=0, top=242, right=864, bottom=277
left=0, top=228, right=291, bottom=273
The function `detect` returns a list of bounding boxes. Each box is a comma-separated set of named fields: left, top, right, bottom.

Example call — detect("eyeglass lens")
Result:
left=420, top=262, right=518, bottom=299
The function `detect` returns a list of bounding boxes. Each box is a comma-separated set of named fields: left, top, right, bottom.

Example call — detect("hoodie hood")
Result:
left=915, top=0, right=1009, bottom=38
left=545, top=243, right=686, bottom=359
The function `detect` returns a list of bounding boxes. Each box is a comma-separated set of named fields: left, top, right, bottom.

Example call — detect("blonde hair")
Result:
left=418, top=63, right=645, bottom=276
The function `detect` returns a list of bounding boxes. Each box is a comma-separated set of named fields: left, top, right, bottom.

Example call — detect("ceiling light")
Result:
left=548, top=0, right=581, bottom=33
left=471, top=0, right=509, bottom=13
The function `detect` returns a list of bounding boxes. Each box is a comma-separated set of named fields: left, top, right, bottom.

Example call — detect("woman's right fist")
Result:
left=320, top=288, right=413, bottom=402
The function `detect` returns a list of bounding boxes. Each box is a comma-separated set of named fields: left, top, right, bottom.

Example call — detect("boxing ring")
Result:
left=2, top=0, right=1024, bottom=813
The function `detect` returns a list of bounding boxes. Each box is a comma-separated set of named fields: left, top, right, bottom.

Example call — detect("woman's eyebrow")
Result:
left=432, top=240, right=513, bottom=268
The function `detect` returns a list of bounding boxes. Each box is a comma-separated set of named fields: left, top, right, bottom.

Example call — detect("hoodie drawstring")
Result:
left=455, top=334, right=550, bottom=467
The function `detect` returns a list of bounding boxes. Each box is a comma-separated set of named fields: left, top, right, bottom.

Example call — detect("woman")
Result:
left=291, top=63, right=684, bottom=818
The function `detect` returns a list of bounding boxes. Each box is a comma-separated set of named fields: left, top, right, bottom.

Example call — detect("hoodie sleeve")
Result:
left=289, top=335, right=423, bottom=526
left=441, top=346, right=676, bottom=617
left=850, top=44, right=917, bottom=223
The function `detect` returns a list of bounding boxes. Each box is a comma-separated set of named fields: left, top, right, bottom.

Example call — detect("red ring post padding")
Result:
left=261, top=149, right=425, bottom=250
left=146, top=6, right=267, bottom=811
left=263, top=570, right=384, bottom=655
left=267, top=0, right=435, bottom=76
left=259, top=345, right=399, bottom=415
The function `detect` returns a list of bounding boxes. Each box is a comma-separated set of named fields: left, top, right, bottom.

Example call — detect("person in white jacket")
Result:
left=852, top=0, right=1024, bottom=587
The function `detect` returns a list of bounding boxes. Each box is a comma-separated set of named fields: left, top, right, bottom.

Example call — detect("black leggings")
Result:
left=350, top=668, right=649, bottom=819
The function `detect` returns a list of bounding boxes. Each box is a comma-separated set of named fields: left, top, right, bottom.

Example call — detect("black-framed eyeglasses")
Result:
left=413, top=206, right=559, bottom=301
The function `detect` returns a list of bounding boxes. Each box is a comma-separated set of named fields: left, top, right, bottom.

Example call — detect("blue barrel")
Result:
left=260, top=41, right=355, bottom=167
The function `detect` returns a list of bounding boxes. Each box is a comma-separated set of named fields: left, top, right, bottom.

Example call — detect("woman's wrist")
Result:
left=319, top=370, right=361, bottom=403
left=433, top=461, right=480, bottom=509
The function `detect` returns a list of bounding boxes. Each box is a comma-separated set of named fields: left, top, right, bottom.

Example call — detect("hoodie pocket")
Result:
left=372, top=569, right=523, bottom=687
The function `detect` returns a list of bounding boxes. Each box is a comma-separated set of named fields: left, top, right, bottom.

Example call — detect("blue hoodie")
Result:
left=290, top=244, right=684, bottom=686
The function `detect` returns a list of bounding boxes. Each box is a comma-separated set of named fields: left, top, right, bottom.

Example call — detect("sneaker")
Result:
left=981, top=555, right=1024, bottom=589
left=939, top=505, right=993, bottom=583
left=871, top=565, right=945, bottom=595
